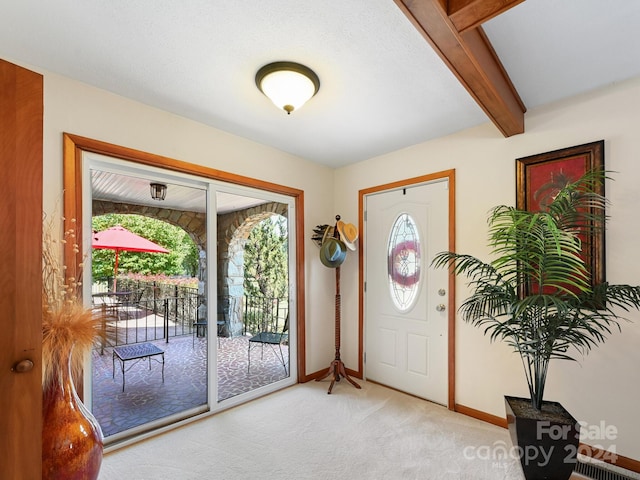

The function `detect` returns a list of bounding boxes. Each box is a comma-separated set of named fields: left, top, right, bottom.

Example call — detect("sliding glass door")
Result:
left=83, top=152, right=297, bottom=445
left=214, top=190, right=292, bottom=403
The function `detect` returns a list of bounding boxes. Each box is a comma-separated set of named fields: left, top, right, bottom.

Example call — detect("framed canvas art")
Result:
left=516, top=140, right=605, bottom=288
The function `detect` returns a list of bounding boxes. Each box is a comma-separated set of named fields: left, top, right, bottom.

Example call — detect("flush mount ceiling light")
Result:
left=255, top=61, right=320, bottom=115
left=150, top=182, right=167, bottom=201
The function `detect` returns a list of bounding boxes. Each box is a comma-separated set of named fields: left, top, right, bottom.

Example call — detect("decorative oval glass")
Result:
left=387, top=213, right=421, bottom=311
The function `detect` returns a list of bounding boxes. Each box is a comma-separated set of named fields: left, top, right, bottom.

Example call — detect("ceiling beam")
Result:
left=394, top=0, right=526, bottom=137
left=447, top=0, right=525, bottom=33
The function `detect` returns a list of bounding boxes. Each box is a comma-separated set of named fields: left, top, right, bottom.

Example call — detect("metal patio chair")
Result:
left=247, top=313, right=288, bottom=374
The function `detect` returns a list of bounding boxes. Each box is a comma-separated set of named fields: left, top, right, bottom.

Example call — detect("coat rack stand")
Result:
left=316, top=217, right=361, bottom=394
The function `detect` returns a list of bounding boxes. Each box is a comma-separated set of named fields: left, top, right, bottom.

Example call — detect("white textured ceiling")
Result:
left=1, top=0, right=639, bottom=168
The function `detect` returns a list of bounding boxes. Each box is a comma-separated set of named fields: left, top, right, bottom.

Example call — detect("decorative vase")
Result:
left=42, top=348, right=104, bottom=480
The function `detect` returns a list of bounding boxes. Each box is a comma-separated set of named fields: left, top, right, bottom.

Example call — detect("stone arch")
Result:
left=217, top=202, right=288, bottom=336
left=93, top=199, right=209, bottom=320
left=92, top=200, right=206, bottom=251
left=93, top=199, right=289, bottom=338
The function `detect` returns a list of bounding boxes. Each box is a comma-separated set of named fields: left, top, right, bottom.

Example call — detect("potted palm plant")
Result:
left=432, top=170, right=640, bottom=480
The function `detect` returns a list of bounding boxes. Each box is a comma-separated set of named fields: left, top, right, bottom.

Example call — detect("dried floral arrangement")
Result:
left=42, top=214, right=106, bottom=387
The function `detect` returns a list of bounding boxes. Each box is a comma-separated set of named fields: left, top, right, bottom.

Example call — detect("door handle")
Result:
left=436, top=304, right=446, bottom=312
left=11, top=359, right=34, bottom=373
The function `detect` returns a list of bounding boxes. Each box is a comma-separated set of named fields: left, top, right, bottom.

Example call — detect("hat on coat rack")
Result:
left=336, top=220, right=358, bottom=251
left=319, top=226, right=347, bottom=268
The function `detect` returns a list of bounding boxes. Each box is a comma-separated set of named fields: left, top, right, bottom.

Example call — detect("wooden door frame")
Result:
left=0, top=58, right=43, bottom=479
left=62, top=133, right=307, bottom=383
left=358, top=169, right=456, bottom=409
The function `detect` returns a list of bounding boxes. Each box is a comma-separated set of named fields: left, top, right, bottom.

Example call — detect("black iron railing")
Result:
left=93, top=278, right=200, bottom=350
left=159, top=293, right=198, bottom=339
left=93, top=279, right=289, bottom=350
left=243, top=295, right=288, bottom=335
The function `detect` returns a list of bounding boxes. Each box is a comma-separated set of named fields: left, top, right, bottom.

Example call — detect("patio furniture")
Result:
left=92, top=291, right=133, bottom=309
left=193, top=296, right=236, bottom=348
left=93, top=290, right=143, bottom=322
left=92, top=290, right=127, bottom=301
left=92, top=291, right=132, bottom=326
left=112, top=342, right=165, bottom=392
left=217, top=296, right=236, bottom=344
left=117, top=289, right=145, bottom=321
left=193, top=299, right=208, bottom=347
left=247, top=314, right=288, bottom=374
left=192, top=320, right=208, bottom=347
left=92, top=225, right=169, bottom=291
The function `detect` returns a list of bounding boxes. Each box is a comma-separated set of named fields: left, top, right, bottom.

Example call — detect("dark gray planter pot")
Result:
left=505, top=396, right=580, bottom=480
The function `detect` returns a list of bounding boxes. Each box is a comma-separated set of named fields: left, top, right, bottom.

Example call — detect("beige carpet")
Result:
left=97, top=380, right=638, bottom=479
left=99, top=380, right=534, bottom=479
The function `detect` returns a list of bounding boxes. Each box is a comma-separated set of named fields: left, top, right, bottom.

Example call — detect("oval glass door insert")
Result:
left=387, top=213, right=421, bottom=311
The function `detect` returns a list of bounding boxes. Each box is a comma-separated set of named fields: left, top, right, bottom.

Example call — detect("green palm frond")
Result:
left=487, top=206, right=590, bottom=296
left=431, top=170, right=640, bottom=410
left=547, top=169, right=609, bottom=233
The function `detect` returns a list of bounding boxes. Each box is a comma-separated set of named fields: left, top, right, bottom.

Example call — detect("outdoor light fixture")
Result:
left=255, top=61, right=320, bottom=114
left=150, top=182, right=167, bottom=201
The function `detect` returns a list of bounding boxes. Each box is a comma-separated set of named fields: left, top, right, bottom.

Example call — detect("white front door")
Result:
left=364, top=179, right=449, bottom=405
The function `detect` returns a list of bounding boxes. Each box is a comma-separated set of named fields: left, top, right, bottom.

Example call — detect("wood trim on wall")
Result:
left=456, top=403, right=640, bottom=473
left=455, top=403, right=507, bottom=428
left=0, top=58, right=43, bottom=480
left=358, top=169, right=456, bottom=409
left=62, top=133, right=308, bottom=382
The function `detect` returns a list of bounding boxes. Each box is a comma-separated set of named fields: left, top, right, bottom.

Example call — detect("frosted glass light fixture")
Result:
left=255, top=61, right=320, bottom=114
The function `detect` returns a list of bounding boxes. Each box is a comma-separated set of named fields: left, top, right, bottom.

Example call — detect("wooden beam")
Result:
left=447, top=0, right=525, bottom=33
left=394, top=0, right=526, bottom=137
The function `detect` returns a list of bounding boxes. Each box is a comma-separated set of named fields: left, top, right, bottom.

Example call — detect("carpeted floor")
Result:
left=92, top=334, right=636, bottom=479
left=100, top=380, right=529, bottom=479
left=98, top=379, right=640, bottom=480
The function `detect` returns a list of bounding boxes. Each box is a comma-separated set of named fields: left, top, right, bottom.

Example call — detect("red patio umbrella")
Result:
left=92, top=225, right=169, bottom=290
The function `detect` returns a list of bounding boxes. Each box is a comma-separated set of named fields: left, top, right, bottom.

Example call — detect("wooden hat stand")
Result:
left=315, top=215, right=361, bottom=394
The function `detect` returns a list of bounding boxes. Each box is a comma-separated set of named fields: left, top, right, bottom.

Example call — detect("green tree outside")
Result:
left=243, top=215, right=288, bottom=300
left=92, top=214, right=199, bottom=279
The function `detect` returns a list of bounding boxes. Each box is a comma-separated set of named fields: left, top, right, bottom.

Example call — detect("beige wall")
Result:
left=31, top=65, right=338, bottom=378
left=335, top=76, right=640, bottom=460
left=15, top=52, right=640, bottom=461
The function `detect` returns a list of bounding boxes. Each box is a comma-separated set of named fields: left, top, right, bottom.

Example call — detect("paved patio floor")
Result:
left=92, top=333, right=289, bottom=437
